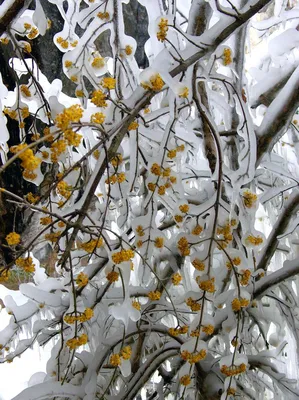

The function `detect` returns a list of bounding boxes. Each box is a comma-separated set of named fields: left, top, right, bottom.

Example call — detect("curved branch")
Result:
left=257, top=191, right=299, bottom=271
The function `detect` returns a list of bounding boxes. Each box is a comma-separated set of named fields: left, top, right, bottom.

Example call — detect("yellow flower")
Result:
left=178, top=86, right=189, bottom=98
left=242, top=190, right=257, bottom=208
left=157, top=18, right=168, bottom=42
left=97, top=11, right=110, bottom=19
left=110, top=353, right=121, bottom=367
left=112, top=249, right=135, bottom=264
left=63, top=129, right=82, bottom=146
left=154, top=237, right=164, bottom=248
left=106, top=271, right=119, bottom=283
left=179, top=204, right=189, bottom=213
left=240, top=269, right=251, bottom=286
left=223, top=48, right=232, bottom=65
left=158, top=185, right=166, bottom=195
left=245, top=234, right=263, bottom=246
left=202, top=324, right=214, bottom=335
left=132, top=300, right=141, bottom=310
left=101, top=77, right=116, bottom=89
left=91, top=112, right=105, bottom=124
left=167, top=149, right=177, bottom=159
left=120, top=346, right=131, bottom=360
left=27, top=27, right=39, bottom=39
left=125, top=45, right=133, bottom=55
left=57, top=181, right=72, bottom=199
left=91, top=56, right=105, bottom=68
left=76, top=272, right=89, bottom=288
left=91, top=89, right=107, bottom=107
left=174, top=215, right=183, bottom=223
left=55, top=104, right=83, bottom=131
left=6, top=232, right=21, bottom=246
left=220, top=363, right=247, bottom=377
left=20, top=85, right=31, bottom=97
left=0, top=268, right=10, bottom=283
left=128, top=121, right=139, bottom=131
left=180, top=375, right=191, bottom=386
left=177, top=237, right=190, bottom=256
left=148, top=291, right=161, bottom=301
left=64, top=60, right=73, bottom=68
left=141, top=73, right=164, bottom=92
left=40, top=216, right=52, bottom=225
left=136, top=225, right=145, bottom=237
left=198, top=277, right=215, bottom=293
left=16, top=257, right=35, bottom=273
left=171, top=273, right=182, bottom=286
left=79, top=238, right=103, bottom=253
left=151, top=163, right=161, bottom=176
left=186, top=297, right=201, bottom=311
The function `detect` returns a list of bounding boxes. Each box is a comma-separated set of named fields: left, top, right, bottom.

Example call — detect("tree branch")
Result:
left=257, top=191, right=299, bottom=271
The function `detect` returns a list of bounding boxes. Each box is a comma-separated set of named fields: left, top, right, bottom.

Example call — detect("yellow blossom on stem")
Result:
left=91, top=89, right=107, bottom=107
left=157, top=18, right=168, bottom=42
left=220, top=363, right=246, bottom=376
left=154, top=237, right=164, bottom=248
left=132, top=300, right=141, bottom=310
left=223, top=48, right=232, bottom=65
left=120, top=346, right=131, bottom=360
left=0, top=268, right=10, bottom=283
left=101, top=77, right=116, bottom=89
left=106, top=271, right=119, bottom=283
left=91, top=112, right=105, bottom=124
left=180, top=375, right=191, bottom=386
left=76, top=272, right=89, bottom=288
left=16, top=257, right=35, bottom=273
left=172, top=273, right=182, bottom=285
left=91, top=56, right=105, bottom=68
left=6, top=232, right=21, bottom=246
left=242, top=190, right=257, bottom=208
left=110, top=353, right=121, bottom=366
left=198, top=277, right=215, bottom=293
left=177, top=237, right=190, bottom=256
left=128, top=121, right=139, bottom=131
left=179, top=204, right=189, bottom=213
left=125, top=45, right=133, bottom=55
left=20, top=85, right=31, bottom=97
left=112, top=249, right=134, bottom=264
left=148, top=291, right=161, bottom=301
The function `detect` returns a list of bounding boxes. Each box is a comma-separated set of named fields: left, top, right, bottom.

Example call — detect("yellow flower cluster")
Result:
left=79, top=238, right=103, bottom=253
left=242, top=190, right=257, bottom=208
left=105, top=172, right=126, bottom=184
left=3, top=107, right=17, bottom=120
left=179, top=204, right=189, bottom=213
left=101, top=77, right=116, bottom=89
left=154, top=237, right=164, bottom=248
left=27, top=27, right=38, bottom=39
left=174, top=215, right=183, bottom=223
left=57, top=36, right=69, bottom=49
left=110, top=353, right=121, bottom=366
left=66, top=333, right=88, bottom=349
left=167, top=149, right=177, bottom=159
left=64, top=308, right=94, bottom=324
left=112, top=249, right=134, bottom=264
left=197, top=277, right=215, bottom=293
left=64, top=60, right=72, bottom=68
left=91, top=56, right=105, bottom=68
left=110, top=153, right=123, bottom=167
left=120, top=346, right=131, bottom=360
left=180, top=375, right=191, bottom=386
left=75, top=90, right=84, bottom=97
left=192, top=224, right=203, bottom=235
left=186, top=297, right=201, bottom=312
left=202, top=324, right=214, bottom=335
left=55, top=104, right=83, bottom=132
left=217, top=223, right=233, bottom=248
left=223, top=48, right=232, bottom=65
left=177, top=237, right=190, bottom=256
left=132, top=300, right=141, bottom=310
left=151, top=163, right=161, bottom=176
left=90, top=112, right=105, bottom=124
left=240, top=270, right=251, bottom=286
left=141, top=73, right=164, bottom=92
left=192, top=259, right=205, bottom=271
left=0, top=268, right=10, bottom=283
left=231, top=297, right=250, bottom=312
left=6, top=232, right=21, bottom=246
left=125, top=45, right=133, bottom=55
left=245, top=235, right=263, bottom=246
left=135, top=225, right=145, bottom=237
left=168, top=326, right=188, bottom=336
left=57, top=181, right=72, bottom=199
left=16, top=257, right=35, bottom=273
left=64, top=129, right=82, bottom=146
left=44, top=231, right=61, bottom=243
left=128, top=121, right=139, bottom=131
left=91, top=89, right=107, bottom=107
left=106, top=271, right=119, bottom=283
left=40, top=216, right=52, bottom=225
left=20, top=85, right=31, bottom=97
left=148, top=291, right=161, bottom=301
left=226, top=256, right=241, bottom=270
left=97, top=11, right=110, bottom=19
left=10, top=144, right=41, bottom=174
left=157, top=18, right=168, bottom=42
left=172, top=272, right=182, bottom=285
left=220, top=363, right=246, bottom=376
left=76, top=272, right=89, bottom=288
left=181, top=349, right=207, bottom=363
